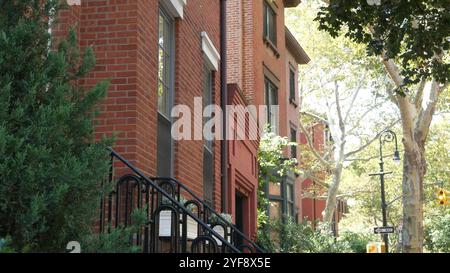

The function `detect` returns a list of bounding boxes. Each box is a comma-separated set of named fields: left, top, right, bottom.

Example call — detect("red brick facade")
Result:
left=300, top=123, right=348, bottom=233
left=57, top=0, right=222, bottom=210
left=225, top=0, right=309, bottom=238
left=55, top=0, right=341, bottom=243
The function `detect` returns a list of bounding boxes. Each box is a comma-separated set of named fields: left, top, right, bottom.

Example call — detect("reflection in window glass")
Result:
left=269, top=201, right=281, bottom=220
left=263, top=1, right=277, bottom=45
left=158, top=10, right=173, bottom=118
left=269, top=182, right=281, bottom=196
left=265, top=78, right=278, bottom=133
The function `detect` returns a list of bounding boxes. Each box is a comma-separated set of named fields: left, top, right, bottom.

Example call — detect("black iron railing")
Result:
left=99, top=148, right=262, bottom=253
left=151, top=177, right=264, bottom=253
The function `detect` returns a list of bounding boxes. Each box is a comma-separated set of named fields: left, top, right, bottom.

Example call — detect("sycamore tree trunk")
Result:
left=401, top=138, right=426, bottom=253
left=323, top=162, right=343, bottom=223
left=383, top=58, right=445, bottom=253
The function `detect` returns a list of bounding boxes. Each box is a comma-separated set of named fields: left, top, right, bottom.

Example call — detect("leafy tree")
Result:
left=286, top=1, right=399, bottom=224
left=257, top=128, right=298, bottom=228
left=315, top=0, right=449, bottom=252
left=424, top=209, right=450, bottom=253
left=258, top=218, right=353, bottom=253
left=339, top=118, right=449, bottom=252
left=0, top=1, right=111, bottom=252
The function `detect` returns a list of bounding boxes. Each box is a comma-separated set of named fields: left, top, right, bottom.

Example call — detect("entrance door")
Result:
left=235, top=192, right=245, bottom=247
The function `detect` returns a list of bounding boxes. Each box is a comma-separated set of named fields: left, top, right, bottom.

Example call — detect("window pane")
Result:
left=290, top=128, right=297, bottom=159
left=158, top=10, right=172, bottom=118
left=269, top=182, right=281, bottom=196
left=287, top=184, right=294, bottom=202
left=265, top=78, right=278, bottom=133
left=204, top=66, right=213, bottom=150
left=289, top=69, right=296, bottom=101
left=287, top=203, right=294, bottom=217
left=269, top=201, right=281, bottom=221
left=263, top=2, right=276, bottom=45
left=158, top=16, right=164, bottom=47
left=268, top=9, right=276, bottom=43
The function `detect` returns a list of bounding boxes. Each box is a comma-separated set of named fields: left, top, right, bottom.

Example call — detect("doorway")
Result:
left=235, top=192, right=245, bottom=247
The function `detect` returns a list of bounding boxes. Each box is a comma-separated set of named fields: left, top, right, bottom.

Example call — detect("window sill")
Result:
left=263, top=37, right=280, bottom=58
left=289, top=98, right=298, bottom=107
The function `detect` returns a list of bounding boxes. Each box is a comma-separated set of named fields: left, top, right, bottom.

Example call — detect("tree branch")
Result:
left=300, top=111, right=328, bottom=124
left=298, top=121, right=334, bottom=169
left=414, top=78, right=427, bottom=111
left=344, top=72, right=366, bottom=124
left=344, top=118, right=401, bottom=158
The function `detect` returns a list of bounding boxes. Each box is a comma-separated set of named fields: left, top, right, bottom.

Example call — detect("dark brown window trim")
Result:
left=263, top=64, right=280, bottom=87
left=263, top=0, right=279, bottom=57
left=263, top=37, right=280, bottom=58
left=289, top=98, right=298, bottom=107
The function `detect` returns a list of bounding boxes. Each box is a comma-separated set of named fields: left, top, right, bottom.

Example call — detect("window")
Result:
left=157, top=8, right=174, bottom=177
left=158, top=9, right=173, bottom=118
left=290, top=127, right=297, bottom=159
left=265, top=78, right=278, bottom=133
left=203, top=66, right=213, bottom=151
left=267, top=174, right=296, bottom=222
left=286, top=184, right=295, bottom=218
left=324, top=124, right=333, bottom=143
left=269, top=200, right=282, bottom=221
left=203, top=65, right=214, bottom=204
left=289, top=68, right=296, bottom=102
left=263, top=1, right=276, bottom=46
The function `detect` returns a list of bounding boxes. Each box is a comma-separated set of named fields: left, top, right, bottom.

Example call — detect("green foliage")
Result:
left=316, top=0, right=449, bottom=85
left=258, top=218, right=353, bottom=253
left=339, top=118, right=450, bottom=252
left=257, top=128, right=298, bottom=228
left=0, top=236, right=15, bottom=253
left=0, top=2, right=111, bottom=252
left=424, top=208, right=450, bottom=253
left=81, top=209, right=146, bottom=253
left=339, top=231, right=376, bottom=253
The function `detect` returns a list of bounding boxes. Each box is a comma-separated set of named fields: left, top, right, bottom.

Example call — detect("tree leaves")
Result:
left=0, top=3, right=111, bottom=252
left=316, top=0, right=450, bottom=85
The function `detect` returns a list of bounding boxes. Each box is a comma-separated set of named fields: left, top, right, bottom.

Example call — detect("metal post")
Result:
left=374, top=129, right=399, bottom=253
left=378, top=160, right=389, bottom=253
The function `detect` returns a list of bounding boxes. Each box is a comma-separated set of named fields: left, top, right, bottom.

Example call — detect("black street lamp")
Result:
left=369, top=129, right=400, bottom=253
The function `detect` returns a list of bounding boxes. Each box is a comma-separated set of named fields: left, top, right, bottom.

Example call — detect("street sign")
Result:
left=374, top=226, right=395, bottom=234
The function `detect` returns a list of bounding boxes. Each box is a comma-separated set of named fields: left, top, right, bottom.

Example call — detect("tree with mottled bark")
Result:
left=315, top=0, right=449, bottom=253
left=286, top=1, right=400, bottom=227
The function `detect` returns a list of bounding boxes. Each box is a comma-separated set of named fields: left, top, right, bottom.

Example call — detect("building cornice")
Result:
left=285, top=27, right=310, bottom=65
left=283, top=0, right=302, bottom=8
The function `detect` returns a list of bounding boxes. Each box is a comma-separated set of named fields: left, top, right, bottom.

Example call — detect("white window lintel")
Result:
left=161, top=0, right=187, bottom=19
left=201, top=31, right=221, bottom=71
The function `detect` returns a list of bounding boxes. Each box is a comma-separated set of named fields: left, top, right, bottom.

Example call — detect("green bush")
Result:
left=424, top=210, right=450, bottom=253
left=81, top=208, right=147, bottom=253
left=258, top=218, right=352, bottom=253
left=0, top=2, right=111, bottom=252
left=338, top=231, right=375, bottom=253
left=0, top=236, right=15, bottom=253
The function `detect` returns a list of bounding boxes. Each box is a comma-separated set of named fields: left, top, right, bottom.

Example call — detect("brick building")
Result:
left=57, top=0, right=224, bottom=210
left=54, top=0, right=347, bottom=252
left=225, top=0, right=310, bottom=239
left=300, top=123, right=349, bottom=234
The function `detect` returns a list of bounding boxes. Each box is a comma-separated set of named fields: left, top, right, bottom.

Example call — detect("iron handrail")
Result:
left=107, top=147, right=240, bottom=253
left=151, top=176, right=265, bottom=253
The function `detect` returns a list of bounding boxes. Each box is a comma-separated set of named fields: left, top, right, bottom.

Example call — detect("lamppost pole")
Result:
left=378, top=141, right=389, bottom=253
left=370, top=129, right=400, bottom=253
